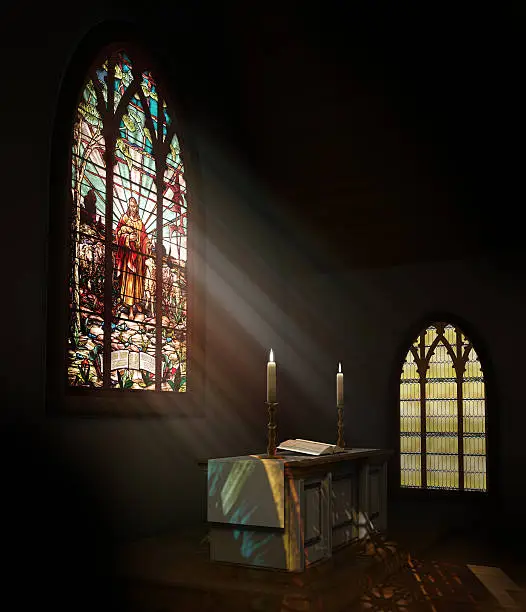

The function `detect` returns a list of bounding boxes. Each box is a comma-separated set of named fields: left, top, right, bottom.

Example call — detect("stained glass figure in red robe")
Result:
left=115, top=197, right=149, bottom=320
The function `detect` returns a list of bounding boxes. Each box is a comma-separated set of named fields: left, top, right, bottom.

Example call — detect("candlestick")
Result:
left=267, top=348, right=277, bottom=404
left=337, top=405, right=345, bottom=449
left=266, top=401, right=278, bottom=457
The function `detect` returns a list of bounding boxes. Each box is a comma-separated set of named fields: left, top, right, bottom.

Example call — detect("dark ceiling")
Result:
left=5, top=1, right=525, bottom=268
left=179, top=1, right=523, bottom=267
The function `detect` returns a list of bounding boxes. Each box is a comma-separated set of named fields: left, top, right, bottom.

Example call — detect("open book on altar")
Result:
left=277, top=439, right=345, bottom=456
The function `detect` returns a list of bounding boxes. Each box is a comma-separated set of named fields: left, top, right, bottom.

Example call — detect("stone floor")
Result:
left=352, top=497, right=526, bottom=611
left=113, top=497, right=526, bottom=612
left=351, top=532, right=526, bottom=611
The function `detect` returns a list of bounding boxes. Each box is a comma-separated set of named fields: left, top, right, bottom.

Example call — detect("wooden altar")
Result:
left=198, top=448, right=391, bottom=572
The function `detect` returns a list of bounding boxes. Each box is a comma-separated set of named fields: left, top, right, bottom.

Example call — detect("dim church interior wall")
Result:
left=0, top=9, right=292, bottom=542
left=281, top=253, right=526, bottom=528
left=1, top=34, right=290, bottom=541
left=2, top=8, right=525, bottom=543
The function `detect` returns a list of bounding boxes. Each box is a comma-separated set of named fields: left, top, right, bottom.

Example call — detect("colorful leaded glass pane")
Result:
left=159, top=131, right=188, bottom=392
left=95, top=60, right=109, bottom=104
left=399, top=323, right=487, bottom=492
left=400, top=349, right=421, bottom=487
left=68, top=80, right=107, bottom=388
left=141, top=72, right=159, bottom=136
left=114, top=52, right=133, bottom=111
left=68, top=49, right=189, bottom=394
left=462, top=347, right=486, bottom=490
left=110, top=90, right=158, bottom=389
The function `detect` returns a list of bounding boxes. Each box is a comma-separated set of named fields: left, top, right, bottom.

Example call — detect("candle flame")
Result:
left=269, top=348, right=274, bottom=362
left=338, top=362, right=342, bottom=373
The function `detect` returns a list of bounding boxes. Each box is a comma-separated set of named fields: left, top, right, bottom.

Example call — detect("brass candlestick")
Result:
left=337, top=403, right=345, bottom=448
left=266, top=402, right=278, bottom=457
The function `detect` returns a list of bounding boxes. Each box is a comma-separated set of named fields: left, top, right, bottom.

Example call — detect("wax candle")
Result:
left=267, top=349, right=277, bottom=404
left=337, top=362, right=344, bottom=406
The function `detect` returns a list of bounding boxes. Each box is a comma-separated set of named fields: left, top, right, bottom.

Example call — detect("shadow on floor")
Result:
left=359, top=496, right=526, bottom=611
left=388, top=495, right=525, bottom=582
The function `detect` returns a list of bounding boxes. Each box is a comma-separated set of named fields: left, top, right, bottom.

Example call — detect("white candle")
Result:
left=267, top=348, right=277, bottom=403
left=336, top=362, right=344, bottom=406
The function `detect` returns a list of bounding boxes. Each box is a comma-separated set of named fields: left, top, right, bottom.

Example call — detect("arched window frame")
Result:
left=397, top=319, right=490, bottom=494
left=46, top=32, right=205, bottom=417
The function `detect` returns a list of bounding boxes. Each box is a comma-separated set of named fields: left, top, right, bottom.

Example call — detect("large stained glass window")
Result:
left=400, top=323, right=486, bottom=491
left=68, top=49, right=188, bottom=392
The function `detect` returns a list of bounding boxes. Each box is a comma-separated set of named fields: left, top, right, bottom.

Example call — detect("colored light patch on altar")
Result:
left=232, top=528, right=275, bottom=565
left=284, top=471, right=303, bottom=571
left=208, top=458, right=285, bottom=529
left=260, top=459, right=286, bottom=529
left=220, top=461, right=256, bottom=516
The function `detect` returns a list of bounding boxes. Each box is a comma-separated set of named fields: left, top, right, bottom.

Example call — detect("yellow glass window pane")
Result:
left=464, top=416, right=486, bottom=434
left=463, top=455, right=487, bottom=491
left=426, top=397, right=457, bottom=430
left=426, top=415, right=458, bottom=433
left=469, top=473, right=476, bottom=490
left=464, top=472, right=486, bottom=491
left=465, top=348, right=483, bottom=377
left=443, top=324, right=457, bottom=355
left=425, top=326, right=437, bottom=348
left=400, top=435, right=421, bottom=453
left=401, top=452, right=421, bottom=488
left=463, top=454, right=486, bottom=473
left=426, top=435, right=458, bottom=454
left=400, top=400, right=420, bottom=417
left=463, top=398, right=486, bottom=418
left=426, top=381, right=457, bottom=400
left=400, top=415, right=421, bottom=433
left=401, top=352, right=418, bottom=380
left=463, top=381, right=485, bottom=399
left=463, top=436, right=486, bottom=455
left=426, top=453, right=459, bottom=489
left=400, top=382, right=420, bottom=400
left=427, top=340, right=452, bottom=372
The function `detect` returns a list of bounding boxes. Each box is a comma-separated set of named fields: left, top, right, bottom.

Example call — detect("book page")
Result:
left=111, top=350, right=129, bottom=370
left=128, top=352, right=140, bottom=370
left=140, top=352, right=156, bottom=374
left=277, top=439, right=335, bottom=456
left=296, top=439, right=336, bottom=448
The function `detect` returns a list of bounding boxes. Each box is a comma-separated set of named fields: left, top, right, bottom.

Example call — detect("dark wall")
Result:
left=1, top=1, right=523, bottom=543
left=280, top=252, right=526, bottom=521
left=2, top=3, right=287, bottom=540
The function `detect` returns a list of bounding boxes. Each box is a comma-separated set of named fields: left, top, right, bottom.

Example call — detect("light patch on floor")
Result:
left=467, top=564, right=525, bottom=610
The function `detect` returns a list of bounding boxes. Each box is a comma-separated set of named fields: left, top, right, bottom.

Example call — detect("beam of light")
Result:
left=204, top=235, right=339, bottom=402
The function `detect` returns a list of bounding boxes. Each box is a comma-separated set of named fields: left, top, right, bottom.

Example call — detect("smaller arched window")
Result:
left=399, top=322, right=487, bottom=492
